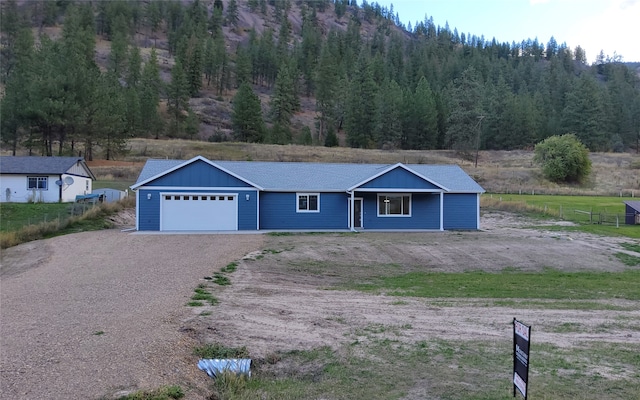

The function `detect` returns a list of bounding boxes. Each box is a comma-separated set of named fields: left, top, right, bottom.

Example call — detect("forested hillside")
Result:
left=1, top=0, right=639, bottom=160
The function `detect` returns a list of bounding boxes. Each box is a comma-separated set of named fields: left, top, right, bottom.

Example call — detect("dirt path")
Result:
left=0, top=231, right=264, bottom=400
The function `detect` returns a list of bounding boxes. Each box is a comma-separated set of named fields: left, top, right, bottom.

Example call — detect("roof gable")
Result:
left=0, top=156, right=95, bottom=179
left=349, top=163, right=447, bottom=191
left=131, top=156, right=262, bottom=190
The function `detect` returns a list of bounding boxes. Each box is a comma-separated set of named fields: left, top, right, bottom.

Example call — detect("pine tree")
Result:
left=405, top=77, right=438, bottom=149
left=225, top=0, right=239, bottom=28
left=445, top=67, right=485, bottom=152
left=109, top=14, right=130, bottom=77
left=166, top=60, right=191, bottom=136
left=562, top=75, right=608, bottom=151
left=183, top=34, right=204, bottom=96
left=375, top=79, right=403, bottom=148
left=126, top=45, right=142, bottom=88
left=345, top=54, right=378, bottom=148
left=270, top=63, right=299, bottom=127
left=232, top=83, right=265, bottom=142
left=235, top=46, right=252, bottom=87
left=139, top=48, right=163, bottom=138
left=315, top=41, right=339, bottom=143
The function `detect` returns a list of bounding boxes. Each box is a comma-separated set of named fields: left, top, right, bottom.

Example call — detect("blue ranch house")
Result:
left=131, top=156, right=485, bottom=232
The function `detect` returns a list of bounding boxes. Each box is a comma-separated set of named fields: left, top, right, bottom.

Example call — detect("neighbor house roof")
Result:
left=624, top=201, right=640, bottom=212
left=0, top=156, right=96, bottom=179
left=132, top=156, right=484, bottom=193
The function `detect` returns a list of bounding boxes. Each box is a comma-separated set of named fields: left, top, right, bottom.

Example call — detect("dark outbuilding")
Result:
left=624, top=201, right=640, bottom=225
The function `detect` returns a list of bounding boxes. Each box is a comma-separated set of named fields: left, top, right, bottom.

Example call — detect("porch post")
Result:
left=350, top=191, right=355, bottom=231
left=477, top=193, right=481, bottom=230
left=439, top=191, right=444, bottom=231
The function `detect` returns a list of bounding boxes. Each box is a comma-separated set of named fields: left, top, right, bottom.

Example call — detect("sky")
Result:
left=384, top=0, right=640, bottom=63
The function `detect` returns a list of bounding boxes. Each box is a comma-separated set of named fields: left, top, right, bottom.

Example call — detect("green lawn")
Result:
left=0, top=203, right=70, bottom=232
left=484, top=194, right=640, bottom=238
left=93, top=180, right=135, bottom=192
left=349, top=269, right=640, bottom=300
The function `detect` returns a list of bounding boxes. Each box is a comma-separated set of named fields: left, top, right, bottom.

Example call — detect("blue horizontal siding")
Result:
left=137, top=189, right=258, bottom=231
left=360, top=167, right=441, bottom=190
left=359, top=192, right=441, bottom=229
left=147, top=160, right=251, bottom=188
left=443, top=193, right=478, bottom=229
left=259, top=192, right=348, bottom=229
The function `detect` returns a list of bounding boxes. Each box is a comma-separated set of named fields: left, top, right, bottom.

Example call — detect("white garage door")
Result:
left=161, top=194, right=238, bottom=231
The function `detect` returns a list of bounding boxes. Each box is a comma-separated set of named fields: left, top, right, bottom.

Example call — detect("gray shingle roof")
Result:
left=133, top=157, right=485, bottom=193
left=0, top=156, right=92, bottom=177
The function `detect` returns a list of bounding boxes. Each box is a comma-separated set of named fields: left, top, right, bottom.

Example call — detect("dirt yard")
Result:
left=1, top=212, right=638, bottom=399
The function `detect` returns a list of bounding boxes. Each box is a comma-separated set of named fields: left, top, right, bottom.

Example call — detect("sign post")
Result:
left=513, top=318, right=531, bottom=399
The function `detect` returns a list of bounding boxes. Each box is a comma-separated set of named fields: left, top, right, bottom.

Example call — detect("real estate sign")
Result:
left=513, top=318, right=531, bottom=399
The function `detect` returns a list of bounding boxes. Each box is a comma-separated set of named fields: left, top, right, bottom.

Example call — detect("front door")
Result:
left=352, top=198, right=363, bottom=228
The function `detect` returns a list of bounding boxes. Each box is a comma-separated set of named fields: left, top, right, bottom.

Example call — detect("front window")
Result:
left=297, top=193, right=319, bottom=212
left=378, top=194, right=411, bottom=216
left=27, top=176, right=48, bottom=190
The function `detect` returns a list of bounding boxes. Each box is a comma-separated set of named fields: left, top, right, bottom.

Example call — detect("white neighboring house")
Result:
left=0, top=156, right=95, bottom=203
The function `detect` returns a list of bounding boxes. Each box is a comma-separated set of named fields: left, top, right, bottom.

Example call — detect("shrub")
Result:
left=534, top=134, right=591, bottom=183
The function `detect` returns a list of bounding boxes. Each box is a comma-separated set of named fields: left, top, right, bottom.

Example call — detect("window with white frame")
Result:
left=27, top=176, right=48, bottom=190
left=297, top=193, right=319, bottom=212
left=378, top=194, right=411, bottom=216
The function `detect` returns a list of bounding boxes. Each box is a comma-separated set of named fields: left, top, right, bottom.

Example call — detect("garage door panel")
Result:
left=161, top=194, right=237, bottom=231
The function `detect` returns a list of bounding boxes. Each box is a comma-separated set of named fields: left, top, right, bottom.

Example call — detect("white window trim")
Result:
left=377, top=193, right=411, bottom=217
left=296, top=193, right=320, bottom=213
left=27, top=176, right=48, bottom=190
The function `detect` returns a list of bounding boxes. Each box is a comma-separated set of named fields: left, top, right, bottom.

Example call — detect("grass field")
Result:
left=0, top=203, right=70, bottom=232
left=350, top=269, right=640, bottom=300
left=482, top=194, right=640, bottom=238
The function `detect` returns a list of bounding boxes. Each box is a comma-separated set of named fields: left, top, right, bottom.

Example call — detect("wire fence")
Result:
left=482, top=194, right=638, bottom=227
left=1, top=202, right=98, bottom=233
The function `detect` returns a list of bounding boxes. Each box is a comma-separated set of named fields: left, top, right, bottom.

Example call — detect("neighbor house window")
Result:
left=297, top=193, right=319, bottom=212
left=378, top=194, right=411, bottom=216
left=27, top=176, right=48, bottom=190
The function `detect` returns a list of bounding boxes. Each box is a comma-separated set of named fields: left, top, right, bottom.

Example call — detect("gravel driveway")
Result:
left=0, top=230, right=264, bottom=400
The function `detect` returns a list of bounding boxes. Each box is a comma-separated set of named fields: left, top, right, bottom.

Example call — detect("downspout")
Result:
left=59, top=174, right=63, bottom=202
left=439, top=191, right=444, bottom=231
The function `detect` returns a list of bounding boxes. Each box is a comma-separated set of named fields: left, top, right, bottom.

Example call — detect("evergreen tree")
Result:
left=375, top=79, right=403, bottom=148
left=324, top=125, right=339, bottom=147
left=139, top=48, right=163, bottom=138
left=314, top=40, right=339, bottom=143
left=562, top=74, right=608, bottom=151
left=270, top=63, right=299, bottom=127
left=445, top=67, right=485, bottom=152
left=184, top=109, right=200, bottom=140
left=166, top=60, right=191, bottom=136
left=226, top=0, right=239, bottom=28
left=99, top=72, right=128, bottom=160
left=232, top=83, right=265, bottom=142
left=182, top=34, right=204, bottom=96
left=345, top=54, right=378, bottom=148
left=126, top=45, right=142, bottom=88
left=109, top=15, right=129, bottom=77
left=235, top=46, right=252, bottom=87
left=403, top=77, right=438, bottom=149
